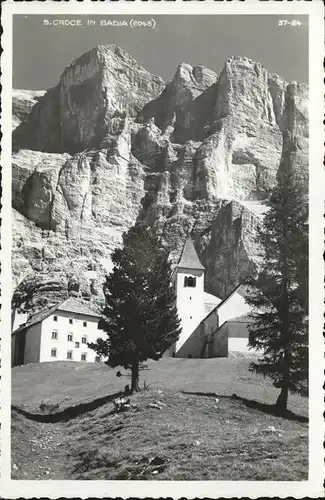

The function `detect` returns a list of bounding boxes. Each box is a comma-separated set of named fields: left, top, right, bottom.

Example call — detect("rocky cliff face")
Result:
left=13, top=46, right=165, bottom=154
left=12, top=90, right=46, bottom=130
left=12, top=46, right=308, bottom=311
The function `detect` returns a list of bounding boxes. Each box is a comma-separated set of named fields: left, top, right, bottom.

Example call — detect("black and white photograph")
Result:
left=1, top=1, right=324, bottom=498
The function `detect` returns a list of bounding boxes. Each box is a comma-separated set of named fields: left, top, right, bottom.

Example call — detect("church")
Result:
left=11, top=238, right=257, bottom=366
left=166, top=237, right=257, bottom=358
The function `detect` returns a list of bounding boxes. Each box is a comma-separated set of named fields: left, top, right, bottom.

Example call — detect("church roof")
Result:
left=178, top=237, right=205, bottom=271
left=199, top=280, right=252, bottom=324
left=225, top=313, right=253, bottom=323
left=204, top=292, right=222, bottom=315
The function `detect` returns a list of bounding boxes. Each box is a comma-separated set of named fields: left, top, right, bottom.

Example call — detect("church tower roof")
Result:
left=177, top=237, right=205, bottom=271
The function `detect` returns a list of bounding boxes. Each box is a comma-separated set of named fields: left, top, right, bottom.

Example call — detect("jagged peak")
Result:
left=97, top=44, right=147, bottom=68
left=172, top=62, right=217, bottom=89
left=221, top=56, right=272, bottom=81
left=61, top=44, right=165, bottom=84
left=225, top=55, right=265, bottom=67
left=268, top=71, right=286, bottom=83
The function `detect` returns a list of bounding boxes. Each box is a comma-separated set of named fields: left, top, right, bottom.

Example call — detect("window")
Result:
left=52, top=331, right=58, bottom=340
left=95, top=356, right=101, bottom=363
left=53, top=316, right=58, bottom=322
left=69, top=319, right=73, bottom=325
left=83, top=321, right=87, bottom=327
left=81, top=353, right=87, bottom=361
left=184, top=276, right=196, bottom=288
left=67, top=351, right=73, bottom=360
left=51, top=348, right=57, bottom=358
left=81, top=337, right=87, bottom=344
left=75, top=342, right=80, bottom=348
left=67, top=334, right=73, bottom=342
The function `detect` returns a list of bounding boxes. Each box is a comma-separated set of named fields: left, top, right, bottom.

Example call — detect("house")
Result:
left=11, top=297, right=106, bottom=366
left=166, top=237, right=257, bottom=358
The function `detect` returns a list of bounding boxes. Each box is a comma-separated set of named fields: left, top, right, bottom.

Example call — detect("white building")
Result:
left=174, top=237, right=209, bottom=354
left=168, top=237, right=257, bottom=358
left=11, top=297, right=106, bottom=366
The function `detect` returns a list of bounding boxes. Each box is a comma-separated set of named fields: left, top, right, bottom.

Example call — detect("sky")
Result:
left=13, top=15, right=308, bottom=90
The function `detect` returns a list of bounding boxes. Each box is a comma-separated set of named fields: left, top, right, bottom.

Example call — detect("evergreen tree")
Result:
left=88, top=222, right=181, bottom=392
left=247, top=150, right=308, bottom=413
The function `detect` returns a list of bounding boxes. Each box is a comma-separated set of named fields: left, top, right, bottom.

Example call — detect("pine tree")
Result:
left=88, top=221, right=181, bottom=392
left=247, top=150, right=308, bottom=414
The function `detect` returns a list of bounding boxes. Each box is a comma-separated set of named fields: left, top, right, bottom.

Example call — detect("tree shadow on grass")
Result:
left=182, top=391, right=308, bottom=423
left=12, top=391, right=123, bottom=424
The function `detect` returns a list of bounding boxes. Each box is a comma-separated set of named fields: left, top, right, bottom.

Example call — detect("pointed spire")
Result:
left=178, top=237, right=205, bottom=271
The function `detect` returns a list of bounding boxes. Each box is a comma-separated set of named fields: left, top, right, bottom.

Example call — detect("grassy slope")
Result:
left=12, top=357, right=307, bottom=415
left=12, top=411, right=68, bottom=480
left=11, top=358, right=308, bottom=480
left=66, top=390, right=308, bottom=481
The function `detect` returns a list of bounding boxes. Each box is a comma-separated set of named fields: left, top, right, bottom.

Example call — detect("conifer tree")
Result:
left=247, top=150, right=308, bottom=413
left=88, top=222, right=181, bottom=392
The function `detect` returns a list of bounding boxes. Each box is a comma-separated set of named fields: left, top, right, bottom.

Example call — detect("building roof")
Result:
left=177, top=237, right=205, bottom=271
left=204, top=292, right=222, bottom=316
left=12, top=302, right=60, bottom=335
left=225, top=313, right=254, bottom=323
left=199, top=279, right=252, bottom=324
left=12, top=297, right=101, bottom=335
left=56, top=297, right=100, bottom=317
left=215, top=283, right=246, bottom=309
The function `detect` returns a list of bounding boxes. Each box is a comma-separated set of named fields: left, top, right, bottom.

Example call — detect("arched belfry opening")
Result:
left=184, top=276, right=196, bottom=288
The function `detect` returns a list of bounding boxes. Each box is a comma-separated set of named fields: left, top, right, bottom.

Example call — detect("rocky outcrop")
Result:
left=277, top=81, right=309, bottom=187
left=12, top=150, right=71, bottom=224
left=13, top=45, right=165, bottom=153
left=203, top=200, right=266, bottom=297
left=12, top=270, right=69, bottom=313
left=13, top=112, right=145, bottom=231
left=139, top=63, right=218, bottom=143
left=12, top=123, right=146, bottom=305
left=13, top=87, right=62, bottom=153
left=140, top=57, right=302, bottom=201
left=13, top=207, right=112, bottom=305
left=11, top=47, right=308, bottom=311
left=12, top=90, right=46, bottom=130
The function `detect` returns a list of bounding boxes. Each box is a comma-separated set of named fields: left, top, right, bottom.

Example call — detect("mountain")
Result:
left=12, top=45, right=308, bottom=311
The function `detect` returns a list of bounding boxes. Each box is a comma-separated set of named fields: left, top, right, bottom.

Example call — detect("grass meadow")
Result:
left=11, top=357, right=308, bottom=480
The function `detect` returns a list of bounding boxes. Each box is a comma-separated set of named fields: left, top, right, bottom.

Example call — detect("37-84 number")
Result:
left=278, top=20, right=302, bottom=27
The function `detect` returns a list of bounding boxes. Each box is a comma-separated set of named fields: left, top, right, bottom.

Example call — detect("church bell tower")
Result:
left=174, top=237, right=205, bottom=355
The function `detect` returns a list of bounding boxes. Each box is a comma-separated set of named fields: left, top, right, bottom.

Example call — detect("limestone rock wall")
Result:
left=139, top=63, right=218, bottom=143
left=13, top=45, right=165, bottom=153
left=12, top=90, right=46, bottom=130
left=204, top=200, right=265, bottom=297
left=11, top=46, right=308, bottom=312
